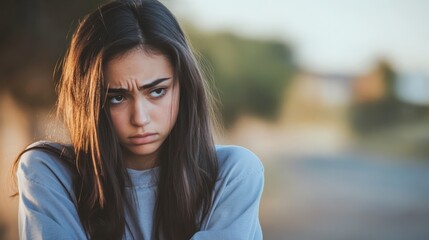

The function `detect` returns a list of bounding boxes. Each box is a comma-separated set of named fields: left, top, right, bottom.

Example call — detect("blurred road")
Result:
left=261, top=152, right=429, bottom=240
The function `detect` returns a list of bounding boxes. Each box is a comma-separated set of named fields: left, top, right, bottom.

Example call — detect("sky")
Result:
left=168, top=0, right=429, bottom=76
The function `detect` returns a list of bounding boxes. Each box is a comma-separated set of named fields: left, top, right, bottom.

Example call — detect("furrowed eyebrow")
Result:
left=140, top=77, right=171, bottom=89
left=107, top=77, right=171, bottom=94
left=107, top=88, right=127, bottom=94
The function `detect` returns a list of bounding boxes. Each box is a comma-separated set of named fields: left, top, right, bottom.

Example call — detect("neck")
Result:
left=123, top=150, right=159, bottom=170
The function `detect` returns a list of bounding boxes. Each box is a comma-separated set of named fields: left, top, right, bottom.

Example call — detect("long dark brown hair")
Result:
left=13, top=0, right=219, bottom=239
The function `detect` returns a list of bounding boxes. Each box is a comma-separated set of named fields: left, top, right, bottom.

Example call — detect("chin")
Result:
left=126, top=143, right=161, bottom=156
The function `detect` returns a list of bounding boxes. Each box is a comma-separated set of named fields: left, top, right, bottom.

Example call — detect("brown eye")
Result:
left=109, top=95, right=125, bottom=104
left=149, top=88, right=166, bottom=98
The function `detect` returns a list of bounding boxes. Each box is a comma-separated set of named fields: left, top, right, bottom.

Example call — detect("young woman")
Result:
left=14, top=0, right=264, bottom=239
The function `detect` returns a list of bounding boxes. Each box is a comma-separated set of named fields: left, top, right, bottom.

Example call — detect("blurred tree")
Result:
left=186, top=27, right=295, bottom=127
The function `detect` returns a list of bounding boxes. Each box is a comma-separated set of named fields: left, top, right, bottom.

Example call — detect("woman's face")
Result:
left=104, top=48, right=180, bottom=170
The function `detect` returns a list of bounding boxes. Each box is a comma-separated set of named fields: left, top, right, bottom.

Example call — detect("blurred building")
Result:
left=353, top=65, right=388, bottom=103
left=228, top=71, right=354, bottom=158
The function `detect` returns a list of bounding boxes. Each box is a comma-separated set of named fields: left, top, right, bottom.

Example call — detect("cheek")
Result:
left=156, top=87, right=180, bottom=128
left=155, top=102, right=175, bottom=126
left=109, top=109, right=127, bottom=133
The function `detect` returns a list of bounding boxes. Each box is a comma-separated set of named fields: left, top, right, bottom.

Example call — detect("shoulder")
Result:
left=215, top=145, right=264, bottom=183
left=17, top=140, right=75, bottom=192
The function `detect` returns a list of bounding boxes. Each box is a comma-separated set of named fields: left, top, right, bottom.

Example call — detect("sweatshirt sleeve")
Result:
left=17, top=148, right=88, bottom=240
left=191, top=146, right=264, bottom=240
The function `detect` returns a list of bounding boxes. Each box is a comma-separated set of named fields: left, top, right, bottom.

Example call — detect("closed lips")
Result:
left=129, top=133, right=157, bottom=144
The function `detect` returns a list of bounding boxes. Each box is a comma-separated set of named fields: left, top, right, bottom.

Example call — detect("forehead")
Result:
left=103, top=48, right=174, bottom=86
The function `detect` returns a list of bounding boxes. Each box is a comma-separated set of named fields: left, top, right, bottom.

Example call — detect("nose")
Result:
left=130, top=99, right=150, bottom=127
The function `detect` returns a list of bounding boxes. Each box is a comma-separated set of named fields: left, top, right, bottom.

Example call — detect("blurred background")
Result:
left=1, top=0, right=429, bottom=239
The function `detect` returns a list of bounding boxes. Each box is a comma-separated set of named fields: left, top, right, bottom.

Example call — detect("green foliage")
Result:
left=186, top=27, right=295, bottom=127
